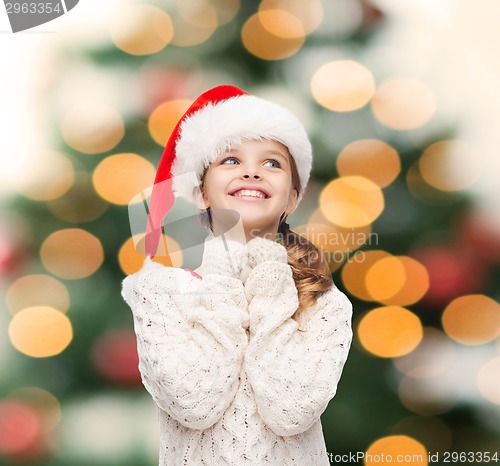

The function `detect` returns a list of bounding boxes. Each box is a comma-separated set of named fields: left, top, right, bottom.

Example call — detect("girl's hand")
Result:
left=246, top=236, right=288, bottom=269
left=201, top=234, right=249, bottom=278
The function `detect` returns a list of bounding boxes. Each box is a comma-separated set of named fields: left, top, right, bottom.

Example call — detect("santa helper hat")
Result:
left=145, top=84, right=312, bottom=257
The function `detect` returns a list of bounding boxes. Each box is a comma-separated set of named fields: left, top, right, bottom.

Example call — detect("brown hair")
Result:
left=198, top=143, right=334, bottom=330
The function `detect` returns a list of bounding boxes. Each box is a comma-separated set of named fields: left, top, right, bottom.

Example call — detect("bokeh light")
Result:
left=209, top=0, right=240, bottom=26
left=418, top=140, right=483, bottom=191
left=8, top=306, right=73, bottom=358
left=148, top=99, right=193, bottom=147
left=9, top=387, right=62, bottom=434
left=365, top=435, right=428, bottom=465
left=171, top=0, right=218, bottom=46
left=406, top=162, right=460, bottom=206
left=176, top=0, right=217, bottom=29
left=300, top=220, right=369, bottom=251
left=477, top=357, right=500, bottom=405
left=458, top=208, right=500, bottom=263
left=6, top=274, right=70, bottom=315
left=341, top=250, right=391, bottom=301
left=393, top=328, right=456, bottom=379
left=365, top=256, right=406, bottom=302
left=91, top=329, right=141, bottom=385
left=40, top=229, right=104, bottom=279
left=170, top=18, right=216, bottom=47
left=47, top=171, right=109, bottom=223
left=13, top=151, right=74, bottom=201
left=311, top=60, right=376, bottom=112
left=442, top=294, right=500, bottom=345
left=61, top=103, right=125, bottom=154
left=366, top=255, right=429, bottom=306
left=383, top=257, right=430, bottom=306
left=258, top=9, right=305, bottom=39
left=337, top=139, right=400, bottom=188
left=92, top=153, right=155, bottom=205
left=298, top=209, right=373, bottom=272
left=319, top=176, right=384, bottom=228
left=118, top=234, right=182, bottom=275
left=0, top=400, right=41, bottom=455
left=371, top=78, right=436, bottom=130
left=411, top=244, right=485, bottom=307
left=259, top=0, right=323, bottom=35
left=110, top=5, right=173, bottom=56
left=307, top=208, right=372, bottom=253
left=241, top=13, right=304, bottom=61
left=58, top=395, right=143, bottom=462
left=358, top=306, right=423, bottom=358
left=398, top=374, right=455, bottom=416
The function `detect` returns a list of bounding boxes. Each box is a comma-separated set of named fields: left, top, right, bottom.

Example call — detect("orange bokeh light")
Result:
left=6, top=275, right=70, bottom=315
left=442, top=294, right=500, bottom=345
left=365, top=435, right=428, bottom=465
left=61, top=104, right=124, bottom=155
left=241, top=13, right=304, bottom=61
left=110, top=5, right=173, bottom=55
left=259, top=0, right=323, bottom=35
left=148, top=99, right=193, bottom=147
left=118, top=234, right=183, bottom=275
left=358, top=306, right=423, bottom=358
left=9, top=306, right=73, bottom=358
left=92, top=153, right=156, bottom=206
left=372, top=78, right=436, bottom=130
left=341, top=250, right=391, bottom=301
left=337, top=139, right=400, bottom=188
left=419, top=140, right=483, bottom=191
left=311, top=60, right=375, bottom=112
left=40, top=229, right=104, bottom=279
left=14, top=151, right=74, bottom=201
left=365, top=255, right=429, bottom=305
left=172, top=0, right=218, bottom=46
left=319, top=176, right=384, bottom=228
left=365, top=256, right=406, bottom=302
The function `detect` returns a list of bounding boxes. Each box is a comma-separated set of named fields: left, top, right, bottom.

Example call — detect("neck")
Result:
left=214, top=222, right=280, bottom=243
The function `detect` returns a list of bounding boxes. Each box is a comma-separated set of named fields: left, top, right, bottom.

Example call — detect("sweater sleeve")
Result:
left=122, top=263, right=249, bottom=430
left=243, top=260, right=353, bottom=437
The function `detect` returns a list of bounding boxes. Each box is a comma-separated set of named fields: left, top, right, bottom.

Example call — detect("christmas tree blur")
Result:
left=1, top=0, right=499, bottom=465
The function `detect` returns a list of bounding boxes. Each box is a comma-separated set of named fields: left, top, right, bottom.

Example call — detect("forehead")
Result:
left=221, top=138, right=291, bottom=160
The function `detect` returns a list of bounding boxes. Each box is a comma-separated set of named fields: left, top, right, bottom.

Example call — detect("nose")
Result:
left=242, top=165, right=262, bottom=180
left=239, top=159, right=263, bottom=180
left=243, top=173, right=261, bottom=179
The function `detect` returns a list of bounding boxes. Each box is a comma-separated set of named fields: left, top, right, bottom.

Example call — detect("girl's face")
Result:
left=199, top=139, right=298, bottom=238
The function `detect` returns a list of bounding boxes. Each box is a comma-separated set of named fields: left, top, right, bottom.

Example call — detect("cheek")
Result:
left=204, top=174, right=228, bottom=201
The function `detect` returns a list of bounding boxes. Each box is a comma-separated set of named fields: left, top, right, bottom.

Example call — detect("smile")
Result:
left=229, top=189, right=270, bottom=200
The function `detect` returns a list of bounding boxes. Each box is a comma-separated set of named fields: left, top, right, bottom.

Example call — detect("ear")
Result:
left=194, top=186, right=209, bottom=209
left=284, top=188, right=298, bottom=216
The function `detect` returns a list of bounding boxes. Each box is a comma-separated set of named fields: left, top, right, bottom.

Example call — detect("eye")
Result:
left=220, top=157, right=239, bottom=165
left=265, top=159, right=281, bottom=168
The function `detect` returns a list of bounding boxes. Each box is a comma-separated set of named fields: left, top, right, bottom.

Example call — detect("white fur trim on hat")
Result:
left=170, top=94, right=312, bottom=205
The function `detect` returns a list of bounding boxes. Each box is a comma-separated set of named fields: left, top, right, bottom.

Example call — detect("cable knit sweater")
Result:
left=121, top=235, right=353, bottom=466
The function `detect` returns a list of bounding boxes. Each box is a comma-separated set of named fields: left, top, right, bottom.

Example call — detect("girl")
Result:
left=122, top=85, right=353, bottom=465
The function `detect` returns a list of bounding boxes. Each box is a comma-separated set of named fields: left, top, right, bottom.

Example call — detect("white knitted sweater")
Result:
left=122, top=236, right=353, bottom=466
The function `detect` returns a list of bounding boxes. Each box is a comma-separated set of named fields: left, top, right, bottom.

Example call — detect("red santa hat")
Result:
left=145, top=84, right=312, bottom=257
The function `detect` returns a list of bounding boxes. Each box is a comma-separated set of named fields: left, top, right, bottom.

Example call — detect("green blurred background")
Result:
left=1, top=0, right=499, bottom=465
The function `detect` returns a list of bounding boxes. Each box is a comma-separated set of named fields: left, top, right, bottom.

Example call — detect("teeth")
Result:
left=233, top=189, right=267, bottom=199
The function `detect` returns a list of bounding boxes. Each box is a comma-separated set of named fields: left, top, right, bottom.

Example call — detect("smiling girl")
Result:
left=122, top=85, right=353, bottom=466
